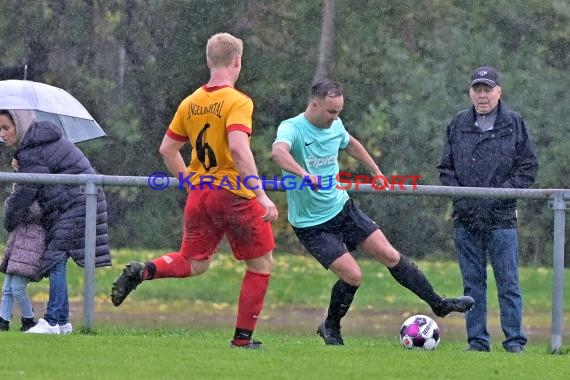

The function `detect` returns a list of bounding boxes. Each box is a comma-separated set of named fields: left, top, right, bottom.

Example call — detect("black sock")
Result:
left=234, top=328, right=253, bottom=341
left=388, top=255, right=441, bottom=309
left=144, top=262, right=156, bottom=280
left=326, top=280, right=359, bottom=328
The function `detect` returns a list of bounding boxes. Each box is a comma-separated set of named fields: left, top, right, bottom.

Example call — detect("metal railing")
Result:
left=0, top=172, right=567, bottom=353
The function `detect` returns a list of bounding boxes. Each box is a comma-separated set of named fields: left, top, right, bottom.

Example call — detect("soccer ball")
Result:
left=399, top=314, right=440, bottom=351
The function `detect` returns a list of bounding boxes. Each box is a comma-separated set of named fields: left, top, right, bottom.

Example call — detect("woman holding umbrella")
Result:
left=0, top=98, right=111, bottom=334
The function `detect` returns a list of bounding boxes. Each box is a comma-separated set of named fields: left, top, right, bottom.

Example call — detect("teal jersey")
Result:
left=274, top=113, right=350, bottom=228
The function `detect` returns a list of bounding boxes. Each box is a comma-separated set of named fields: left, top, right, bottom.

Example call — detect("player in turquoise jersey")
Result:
left=274, top=110, right=349, bottom=227
left=273, top=79, right=474, bottom=345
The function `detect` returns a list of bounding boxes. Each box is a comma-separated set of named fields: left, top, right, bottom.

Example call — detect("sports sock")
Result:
left=148, top=253, right=192, bottom=279
left=233, top=327, right=253, bottom=343
left=388, top=255, right=441, bottom=308
left=325, top=280, right=359, bottom=328
left=235, top=270, right=270, bottom=333
left=143, top=262, right=156, bottom=280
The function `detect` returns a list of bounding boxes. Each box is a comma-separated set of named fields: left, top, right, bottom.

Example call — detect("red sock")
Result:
left=149, top=253, right=192, bottom=279
left=236, top=271, right=270, bottom=332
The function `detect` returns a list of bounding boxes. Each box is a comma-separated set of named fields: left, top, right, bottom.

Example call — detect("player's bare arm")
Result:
left=159, top=134, right=188, bottom=177
left=345, top=135, right=387, bottom=190
left=272, top=141, right=319, bottom=189
left=344, top=135, right=383, bottom=176
left=229, top=130, right=278, bottom=221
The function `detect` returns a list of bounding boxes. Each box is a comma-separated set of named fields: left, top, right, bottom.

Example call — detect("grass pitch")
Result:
left=1, top=249, right=569, bottom=379
left=1, top=328, right=568, bottom=380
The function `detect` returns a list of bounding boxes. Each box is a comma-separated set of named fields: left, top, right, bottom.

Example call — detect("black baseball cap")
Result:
left=470, top=66, right=499, bottom=87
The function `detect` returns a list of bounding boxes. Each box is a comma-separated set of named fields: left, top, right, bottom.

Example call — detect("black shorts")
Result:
left=291, top=199, right=379, bottom=269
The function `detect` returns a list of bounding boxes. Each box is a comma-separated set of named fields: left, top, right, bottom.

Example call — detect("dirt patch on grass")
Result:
left=37, top=300, right=565, bottom=344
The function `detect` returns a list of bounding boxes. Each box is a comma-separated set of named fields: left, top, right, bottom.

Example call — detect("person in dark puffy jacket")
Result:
left=0, top=103, right=111, bottom=334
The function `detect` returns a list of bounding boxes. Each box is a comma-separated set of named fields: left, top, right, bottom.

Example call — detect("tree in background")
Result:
left=0, top=0, right=567, bottom=263
left=313, top=0, right=336, bottom=83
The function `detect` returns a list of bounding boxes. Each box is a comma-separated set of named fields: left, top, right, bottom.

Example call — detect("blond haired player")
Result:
left=111, top=33, right=277, bottom=349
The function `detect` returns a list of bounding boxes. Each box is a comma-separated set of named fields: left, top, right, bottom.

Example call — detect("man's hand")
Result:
left=257, top=193, right=278, bottom=222
left=304, top=174, right=321, bottom=191
left=372, top=173, right=390, bottom=191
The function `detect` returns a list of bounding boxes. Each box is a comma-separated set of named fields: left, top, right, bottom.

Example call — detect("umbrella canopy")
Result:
left=0, top=80, right=106, bottom=143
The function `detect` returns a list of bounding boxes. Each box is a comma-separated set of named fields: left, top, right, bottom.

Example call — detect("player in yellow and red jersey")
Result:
left=111, top=33, right=278, bottom=349
left=167, top=81, right=257, bottom=199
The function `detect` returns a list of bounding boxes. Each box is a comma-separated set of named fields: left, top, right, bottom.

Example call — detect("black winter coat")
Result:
left=437, top=101, right=538, bottom=229
left=4, top=121, right=111, bottom=277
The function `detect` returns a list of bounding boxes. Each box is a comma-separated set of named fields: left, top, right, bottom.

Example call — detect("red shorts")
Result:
left=179, top=188, right=275, bottom=261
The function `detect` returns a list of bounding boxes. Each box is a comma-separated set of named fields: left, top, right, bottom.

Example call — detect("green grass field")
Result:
left=1, top=249, right=569, bottom=379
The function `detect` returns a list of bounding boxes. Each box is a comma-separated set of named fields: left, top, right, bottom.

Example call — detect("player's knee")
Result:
left=343, top=269, right=362, bottom=286
left=190, top=259, right=211, bottom=276
left=371, top=246, right=400, bottom=267
left=246, top=251, right=273, bottom=273
left=384, top=251, right=401, bottom=267
left=260, top=251, right=274, bottom=271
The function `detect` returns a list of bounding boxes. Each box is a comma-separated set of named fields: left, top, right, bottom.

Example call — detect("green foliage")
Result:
left=0, top=0, right=568, bottom=262
left=331, top=1, right=570, bottom=262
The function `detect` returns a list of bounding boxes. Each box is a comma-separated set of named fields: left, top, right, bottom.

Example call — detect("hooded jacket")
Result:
left=0, top=201, right=45, bottom=281
left=7, top=106, right=35, bottom=145
left=4, top=119, right=111, bottom=276
left=437, top=101, right=538, bottom=229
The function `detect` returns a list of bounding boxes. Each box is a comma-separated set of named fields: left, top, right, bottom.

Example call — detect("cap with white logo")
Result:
left=470, top=66, right=499, bottom=87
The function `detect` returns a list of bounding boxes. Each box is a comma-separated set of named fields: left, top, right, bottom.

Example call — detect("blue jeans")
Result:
left=43, top=257, right=70, bottom=326
left=454, top=224, right=527, bottom=351
left=1, top=274, right=35, bottom=320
